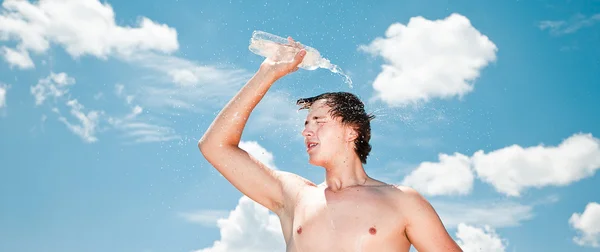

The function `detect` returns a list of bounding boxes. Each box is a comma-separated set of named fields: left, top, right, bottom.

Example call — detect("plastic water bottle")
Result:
left=248, top=30, right=353, bottom=88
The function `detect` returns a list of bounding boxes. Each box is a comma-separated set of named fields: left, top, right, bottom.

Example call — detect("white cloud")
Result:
left=58, top=99, right=103, bottom=143
left=539, top=13, right=600, bottom=36
left=128, top=105, right=143, bottom=118
left=30, top=72, right=179, bottom=144
left=194, top=196, right=285, bottom=252
left=115, top=84, right=125, bottom=97
left=401, top=153, right=473, bottom=196
left=179, top=210, right=229, bottom=227
left=1, top=46, right=34, bottom=69
left=473, top=133, right=600, bottom=196
left=193, top=142, right=284, bottom=251
left=0, top=84, right=7, bottom=108
left=126, top=53, right=251, bottom=112
left=30, top=72, right=103, bottom=142
left=0, top=0, right=178, bottom=68
left=239, top=141, right=278, bottom=170
left=106, top=82, right=180, bottom=144
left=30, top=72, right=75, bottom=106
left=399, top=133, right=600, bottom=197
left=108, top=120, right=180, bottom=144
left=433, top=200, right=534, bottom=229
left=569, top=202, right=600, bottom=248
left=455, top=223, right=507, bottom=252
left=359, top=13, right=497, bottom=106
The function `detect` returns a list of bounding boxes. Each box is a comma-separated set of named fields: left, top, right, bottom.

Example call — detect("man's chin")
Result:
left=308, top=156, right=327, bottom=167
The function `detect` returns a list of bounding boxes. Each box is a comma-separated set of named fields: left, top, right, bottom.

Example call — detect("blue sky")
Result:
left=1, top=0, right=599, bottom=251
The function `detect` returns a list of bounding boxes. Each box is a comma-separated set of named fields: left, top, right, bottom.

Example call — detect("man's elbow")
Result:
left=198, top=136, right=212, bottom=155
left=198, top=137, right=236, bottom=157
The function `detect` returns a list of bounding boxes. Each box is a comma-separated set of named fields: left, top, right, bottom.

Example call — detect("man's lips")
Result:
left=306, top=142, right=319, bottom=152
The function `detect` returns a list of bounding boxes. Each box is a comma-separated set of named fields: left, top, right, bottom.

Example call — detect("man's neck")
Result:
left=323, top=155, right=370, bottom=192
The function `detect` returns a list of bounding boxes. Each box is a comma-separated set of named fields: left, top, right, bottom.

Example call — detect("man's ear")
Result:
left=346, top=128, right=358, bottom=142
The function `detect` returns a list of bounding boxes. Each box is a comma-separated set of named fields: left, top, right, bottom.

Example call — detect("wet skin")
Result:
left=282, top=184, right=413, bottom=252
left=199, top=43, right=462, bottom=252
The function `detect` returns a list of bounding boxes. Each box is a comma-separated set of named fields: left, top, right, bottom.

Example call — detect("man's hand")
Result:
left=259, top=37, right=307, bottom=81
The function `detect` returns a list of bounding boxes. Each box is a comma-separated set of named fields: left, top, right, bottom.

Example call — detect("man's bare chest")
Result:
left=286, top=189, right=409, bottom=251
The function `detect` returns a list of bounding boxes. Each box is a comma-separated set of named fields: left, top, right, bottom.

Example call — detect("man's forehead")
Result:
left=308, top=99, right=328, bottom=111
left=307, top=100, right=330, bottom=114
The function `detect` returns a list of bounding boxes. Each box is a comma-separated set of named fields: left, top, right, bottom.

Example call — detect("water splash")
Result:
left=328, top=64, right=353, bottom=89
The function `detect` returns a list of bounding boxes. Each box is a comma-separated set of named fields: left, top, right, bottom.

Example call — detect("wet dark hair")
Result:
left=296, top=92, right=375, bottom=164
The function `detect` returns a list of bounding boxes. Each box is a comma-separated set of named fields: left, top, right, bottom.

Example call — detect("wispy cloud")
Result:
left=30, top=72, right=75, bottom=106
left=30, top=72, right=180, bottom=144
left=57, top=99, right=103, bottom=143
left=178, top=210, right=229, bottom=227
left=0, top=83, right=7, bottom=109
left=433, top=200, right=535, bottom=229
left=539, top=13, right=600, bottom=35
left=108, top=114, right=181, bottom=144
left=124, top=53, right=252, bottom=112
left=108, top=87, right=180, bottom=144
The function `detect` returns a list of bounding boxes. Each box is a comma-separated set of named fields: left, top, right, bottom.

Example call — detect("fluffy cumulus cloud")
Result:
left=455, top=223, right=507, bottom=252
left=194, top=196, right=285, bottom=252
left=569, top=202, right=600, bottom=248
left=400, top=133, right=600, bottom=197
left=473, top=133, right=600, bottom=196
left=239, top=141, right=278, bottom=170
left=360, top=13, right=497, bottom=106
left=192, top=141, right=285, bottom=252
left=0, top=0, right=178, bottom=69
left=1, top=46, right=33, bottom=69
left=401, top=153, right=473, bottom=196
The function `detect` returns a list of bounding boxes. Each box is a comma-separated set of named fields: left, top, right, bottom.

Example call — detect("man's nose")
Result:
left=302, top=127, right=313, bottom=137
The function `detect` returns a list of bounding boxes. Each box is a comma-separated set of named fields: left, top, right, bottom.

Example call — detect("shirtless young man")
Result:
left=199, top=41, right=462, bottom=252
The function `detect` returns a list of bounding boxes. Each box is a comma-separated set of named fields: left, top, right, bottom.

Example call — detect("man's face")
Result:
left=301, top=99, right=349, bottom=166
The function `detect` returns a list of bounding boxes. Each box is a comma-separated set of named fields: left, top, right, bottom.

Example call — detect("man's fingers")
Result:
left=287, top=36, right=303, bottom=48
left=293, top=49, right=306, bottom=66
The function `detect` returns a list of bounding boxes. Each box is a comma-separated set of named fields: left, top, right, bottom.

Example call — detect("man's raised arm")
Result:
left=198, top=46, right=307, bottom=214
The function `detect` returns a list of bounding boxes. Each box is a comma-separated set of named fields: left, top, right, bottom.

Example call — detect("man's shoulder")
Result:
left=385, top=185, right=431, bottom=208
left=276, top=170, right=317, bottom=187
left=275, top=171, right=318, bottom=199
